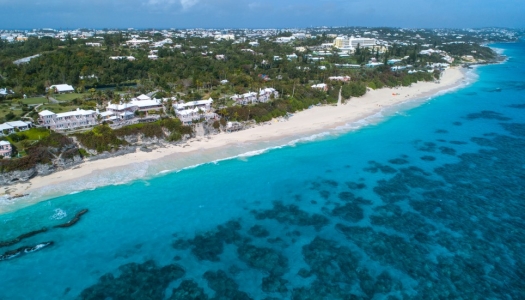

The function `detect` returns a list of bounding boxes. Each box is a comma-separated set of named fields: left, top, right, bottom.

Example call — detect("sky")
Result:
left=1, top=0, right=524, bottom=29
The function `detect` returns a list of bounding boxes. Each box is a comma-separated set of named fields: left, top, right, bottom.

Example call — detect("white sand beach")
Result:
left=0, top=67, right=468, bottom=211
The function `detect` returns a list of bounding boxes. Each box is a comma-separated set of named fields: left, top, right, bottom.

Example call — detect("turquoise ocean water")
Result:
left=1, top=41, right=524, bottom=299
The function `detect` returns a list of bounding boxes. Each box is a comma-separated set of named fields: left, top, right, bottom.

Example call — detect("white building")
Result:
left=0, top=141, right=12, bottom=158
left=106, top=94, right=164, bottom=119
left=126, top=38, right=150, bottom=47
left=173, top=99, right=214, bottom=124
left=334, top=36, right=376, bottom=51
left=231, top=88, right=278, bottom=105
left=276, top=37, right=295, bottom=43
left=50, top=84, right=74, bottom=93
left=109, top=56, right=136, bottom=61
left=214, top=34, right=235, bottom=41
left=328, top=76, right=351, bottom=82
left=38, top=108, right=97, bottom=131
left=0, top=120, right=31, bottom=135
left=311, top=83, right=328, bottom=91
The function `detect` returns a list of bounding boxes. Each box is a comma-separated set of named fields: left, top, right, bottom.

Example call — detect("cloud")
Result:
left=180, top=0, right=199, bottom=9
left=145, top=0, right=199, bottom=10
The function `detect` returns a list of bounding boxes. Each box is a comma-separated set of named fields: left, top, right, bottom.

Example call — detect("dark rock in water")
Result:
left=345, top=181, right=366, bottom=190
left=420, top=155, right=436, bottom=161
left=388, top=158, right=409, bottom=165
left=0, top=227, right=48, bottom=248
left=364, top=161, right=397, bottom=174
left=253, top=201, right=329, bottom=230
left=453, top=121, right=462, bottom=126
left=450, top=140, right=468, bottom=145
left=464, top=110, right=511, bottom=121
left=169, top=280, right=209, bottom=300
left=297, top=268, right=310, bottom=278
left=370, top=204, right=436, bottom=237
left=439, top=146, right=457, bottom=156
left=435, top=129, right=448, bottom=134
left=79, top=260, right=185, bottom=300
left=267, top=237, right=287, bottom=247
left=501, top=122, right=525, bottom=137
left=319, top=190, right=330, bottom=199
left=332, top=202, right=365, bottom=223
left=321, top=179, right=338, bottom=187
left=237, top=244, right=288, bottom=276
left=336, top=224, right=429, bottom=278
left=248, top=225, right=270, bottom=238
left=262, top=276, right=289, bottom=293
left=54, top=209, right=88, bottom=228
left=310, top=200, right=317, bottom=204
left=508, top=103, right=525, bottom=109
left=417, top=141, right=437, bottom=152
left=293, top=237, right=361, bottom=298
left=0, top=241, right=53, bottom=262
left=175, top=220, right=243, bottom=262
left=203, top=270, right=252, bottom=299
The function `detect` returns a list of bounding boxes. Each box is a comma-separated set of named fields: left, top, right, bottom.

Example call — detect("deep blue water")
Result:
left=1, top=41, right=524, bottom=299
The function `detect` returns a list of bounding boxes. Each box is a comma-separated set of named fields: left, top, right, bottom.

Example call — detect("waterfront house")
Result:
left=38, top=108, right=97, bottom=131
left=258, top=88, right=279, bottom=103
left=0, top=141, right=12, bottom=158
left=231, top=92, right=258, bottom=105
left=173, top=98, right=215, bottom=124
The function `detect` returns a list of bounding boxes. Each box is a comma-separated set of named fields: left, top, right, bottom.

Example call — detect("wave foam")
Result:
left=50, top=208, right=67, bottom=220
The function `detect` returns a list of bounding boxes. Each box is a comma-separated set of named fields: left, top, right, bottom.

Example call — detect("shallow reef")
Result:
left=77, top=120, right=525, bottom=299
left=364, top=161, right=397, bottom=174
left=253, top=201, right=329, bottom=230
left=79, top=260, right=185, bottom=300
left=464, top=110, right=511, bottom=121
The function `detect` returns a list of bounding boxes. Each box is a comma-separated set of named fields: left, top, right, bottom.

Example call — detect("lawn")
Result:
left=19, top=127, right=50, bottom=140
left=40, top=104, right=80, bottom=113
left=21, top=97, right=47, bottom=105
left=54, top=93, right=87, bottom=102
left=0, top=106, right=24, bottom=121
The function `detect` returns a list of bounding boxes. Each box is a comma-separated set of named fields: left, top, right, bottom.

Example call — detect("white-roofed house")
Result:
left=328, top=76, right=351, bottom=82
left=38, top=108, right=97, bottom=131
left=173, top=98, right=215, bottom=124
left=231, top=92, right=257, bottom=105
left=50, top=84, right=75, bottom=94
left=0, top=123, right=14, bottom=135
left=5, top=120, right=32, bottom=131
left=257, top=88, right=279, bottom=103
left=311, top=83, right=328, bottom=91
left=0, top=141, right=12, bottom=158
left=106, top=102, right=138, bottom=120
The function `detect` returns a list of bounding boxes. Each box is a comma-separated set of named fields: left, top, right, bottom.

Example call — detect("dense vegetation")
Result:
left=74, top=118, right=193, bottom=152
left=0, top=131, right=77, bottom=172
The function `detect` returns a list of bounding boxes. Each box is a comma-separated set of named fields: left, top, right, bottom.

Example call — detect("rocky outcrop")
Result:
left=86, top=146, right=137, bottom=162
left=0, top=154, right=83, bottom=186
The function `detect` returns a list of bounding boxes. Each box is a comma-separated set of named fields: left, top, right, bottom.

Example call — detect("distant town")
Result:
left=0, top=26, right=520, bottom=167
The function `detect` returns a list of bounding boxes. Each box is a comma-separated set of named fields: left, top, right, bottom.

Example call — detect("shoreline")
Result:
left=0, top=67, right=470, bottom=214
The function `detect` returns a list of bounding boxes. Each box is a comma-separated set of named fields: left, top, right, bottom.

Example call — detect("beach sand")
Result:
left=0, top=67, right=467, bottom=211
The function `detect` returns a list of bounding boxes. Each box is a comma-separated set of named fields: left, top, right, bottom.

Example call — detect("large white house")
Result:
left=173, top=98, right=215, bottom=124
left=334, top=36, right=377, bottom=51
left=0, top=121, right=32, bottom=135
left=50, top=84, right=75, bottom=93
left=38, top=108, right=97, bottom=131
left=231, top=88, right=279, bottom=105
